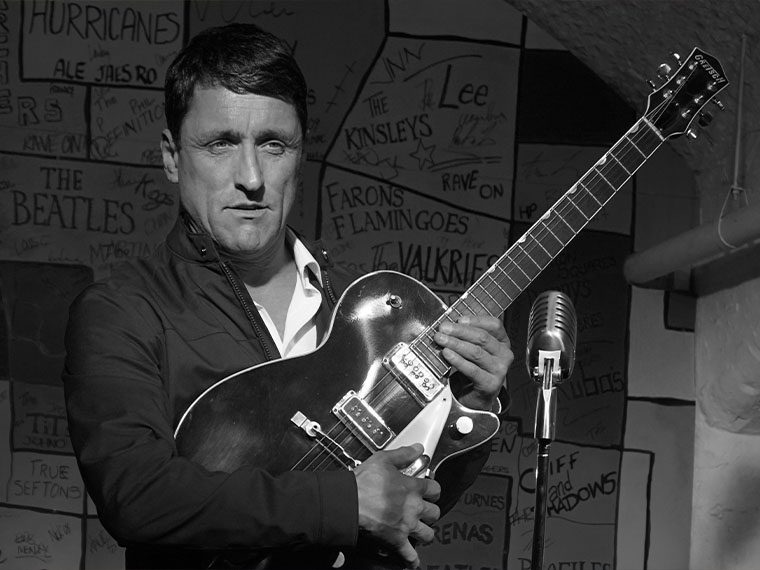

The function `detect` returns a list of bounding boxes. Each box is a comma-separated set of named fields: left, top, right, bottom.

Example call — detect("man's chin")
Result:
left=217, top=232, right=283, bottom=259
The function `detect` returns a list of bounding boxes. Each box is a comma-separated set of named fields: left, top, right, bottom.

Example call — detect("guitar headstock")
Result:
left=645, top=47, right=729, bottom=140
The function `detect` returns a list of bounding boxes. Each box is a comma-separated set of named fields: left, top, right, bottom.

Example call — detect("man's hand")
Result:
left=354, top=444, right=441, bottom=569
left=434, top=315, right=513, bottom=411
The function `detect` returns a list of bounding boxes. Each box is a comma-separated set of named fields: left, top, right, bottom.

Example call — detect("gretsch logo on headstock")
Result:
left=694, top=54, right=727, bottom=84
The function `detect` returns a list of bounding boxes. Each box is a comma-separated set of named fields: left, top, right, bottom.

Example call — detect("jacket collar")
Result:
left=165, top=209, right=219, bottom=263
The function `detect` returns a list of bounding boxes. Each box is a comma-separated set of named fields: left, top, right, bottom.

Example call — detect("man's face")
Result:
left=162, top=86, right=303, bottom=258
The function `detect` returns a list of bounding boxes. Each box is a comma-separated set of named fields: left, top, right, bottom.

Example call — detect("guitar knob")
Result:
left=452, top=416, right=474, bottom=436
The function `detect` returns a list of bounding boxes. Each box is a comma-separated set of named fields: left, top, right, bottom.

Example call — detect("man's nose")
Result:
left=234, top=144, right=263, bottom=192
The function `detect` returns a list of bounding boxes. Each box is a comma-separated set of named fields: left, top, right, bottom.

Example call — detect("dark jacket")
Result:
left=63, top=213, right=491, bottom=569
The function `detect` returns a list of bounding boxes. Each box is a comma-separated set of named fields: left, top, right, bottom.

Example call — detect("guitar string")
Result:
left=407, top=69, right=702, bottom=349
left=297, top=112, right=665, bottom=473
left=295, top=110, right=667, bottom=473
left=293, top=67, right=700, bottom=473
left=292, top=119, right=657, bottom=473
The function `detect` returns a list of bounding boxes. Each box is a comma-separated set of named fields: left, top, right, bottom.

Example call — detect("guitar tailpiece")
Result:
left=291, top=411, right=360, bottom=470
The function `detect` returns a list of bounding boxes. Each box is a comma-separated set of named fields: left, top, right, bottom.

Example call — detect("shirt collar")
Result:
left=287, top=228, right=323, bottom=289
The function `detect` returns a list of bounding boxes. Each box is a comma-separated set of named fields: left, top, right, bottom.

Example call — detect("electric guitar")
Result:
left=174, top=45, right=727, bottom=553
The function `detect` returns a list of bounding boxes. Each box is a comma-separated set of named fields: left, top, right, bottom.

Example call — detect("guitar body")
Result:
left=175, top=271, right=501, bottom=476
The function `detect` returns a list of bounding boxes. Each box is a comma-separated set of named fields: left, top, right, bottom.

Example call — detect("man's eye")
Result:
left=262, top=141, right=286, bottom=155
left=208, top=140, right=232, bottom=151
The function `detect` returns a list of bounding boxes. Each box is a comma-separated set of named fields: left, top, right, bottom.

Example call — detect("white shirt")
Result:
left=252, top=231, right=323, bottom=358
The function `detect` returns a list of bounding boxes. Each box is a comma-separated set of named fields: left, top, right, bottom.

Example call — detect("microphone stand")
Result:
left=532, top=358, right=558, bottom=570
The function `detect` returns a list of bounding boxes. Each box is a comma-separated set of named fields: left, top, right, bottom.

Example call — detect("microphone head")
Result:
left=526, top=290, right=577, bottom=382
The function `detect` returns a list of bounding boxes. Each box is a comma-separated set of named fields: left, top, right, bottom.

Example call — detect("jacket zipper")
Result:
left=320, top=248, right=339, bottom=307
left=220, top=260, right=276, bottom=362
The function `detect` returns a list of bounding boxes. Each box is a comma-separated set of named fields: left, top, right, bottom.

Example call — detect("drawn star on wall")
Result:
left=409, top=139, right=436, bottom=170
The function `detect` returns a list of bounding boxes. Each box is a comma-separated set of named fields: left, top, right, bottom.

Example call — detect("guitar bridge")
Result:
left=383, top=343, right=444, bottom=405
left=333, top=391, right=394, bottom=450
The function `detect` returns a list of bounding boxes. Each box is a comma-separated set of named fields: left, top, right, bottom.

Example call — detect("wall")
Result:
left=0, top=1, right=699, bottom=569
left=691, top=279, right=760, bottom=570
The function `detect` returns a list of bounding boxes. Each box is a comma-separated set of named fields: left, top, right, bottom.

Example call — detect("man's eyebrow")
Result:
left=255, top=127, right=302, bottom=144
left=197, top=128, right=242, bottom=141
left=195, top=127, right=301, bottom=144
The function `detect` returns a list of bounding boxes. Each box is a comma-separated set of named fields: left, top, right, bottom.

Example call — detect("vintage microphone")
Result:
left=526, top=291, right=577, bottom=570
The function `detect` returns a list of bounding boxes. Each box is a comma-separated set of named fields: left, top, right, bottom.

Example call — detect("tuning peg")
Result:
left=711, top=98, right=725, bottom=111
left=658, top=63, right=672, bottom=79
left=687, top=128, right=699, bottom=139
left=698, top=112, right=713, bottom=127
left=647, top=79, right=657, bottom=90
left=672, top=53, right=682, bottom=65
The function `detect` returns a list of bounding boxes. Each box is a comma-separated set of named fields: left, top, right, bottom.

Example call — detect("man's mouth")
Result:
left=229, top=204, right=265, bottom=211
left=226, top=204, right=268, bottom=219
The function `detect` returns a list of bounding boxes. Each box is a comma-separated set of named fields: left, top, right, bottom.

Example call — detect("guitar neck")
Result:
left=411, top=116, right=664, bottom=364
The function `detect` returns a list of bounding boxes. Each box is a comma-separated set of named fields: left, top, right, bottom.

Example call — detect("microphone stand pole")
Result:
left=532, top=359, right=557, bottom=570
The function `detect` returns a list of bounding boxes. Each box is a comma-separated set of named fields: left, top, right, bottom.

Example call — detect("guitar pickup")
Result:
left=333, top=391, right=394, bottom=450
left=383, top=343, right=444, bottom=405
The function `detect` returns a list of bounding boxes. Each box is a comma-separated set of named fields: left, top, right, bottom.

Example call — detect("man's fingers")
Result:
left=410, top=519, right=436, bottom=545
left=440, top=315, right=508, bottom=340
left=383, top=443, right=425, bottom=469
left=419, top=500, right=440, bottom=524
left=422, top=478, right=441, bottom=501
left=395, top=539, right=421, bottom=569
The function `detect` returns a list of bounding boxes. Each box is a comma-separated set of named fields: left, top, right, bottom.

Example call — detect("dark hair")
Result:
left=164, top=23, right=308, bottom=142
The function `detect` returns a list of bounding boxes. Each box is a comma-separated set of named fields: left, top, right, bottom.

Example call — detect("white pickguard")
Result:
left=385, top=385, right=453, bottom=477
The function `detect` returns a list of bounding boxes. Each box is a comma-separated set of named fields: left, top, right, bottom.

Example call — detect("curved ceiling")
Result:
left=507, top=0, right=759, bottom=222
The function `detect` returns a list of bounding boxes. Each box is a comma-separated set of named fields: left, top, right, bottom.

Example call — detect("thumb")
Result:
left=383, top=443, right=424, bottom=469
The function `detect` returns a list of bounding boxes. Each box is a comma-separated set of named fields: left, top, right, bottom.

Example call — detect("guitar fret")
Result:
left=492, top=266, right=515, bottom=301
left=593, top=167, right=615, bottom=191
left=493, top=279, right=512, bottom=302
left=567, top=194, right=590, bottom=220
left=470, top=293, right=491, bottom=314
left=541, top=218, right=568, bottom=245
left=579, top=182, right=603, bottom=207
left=609, top=151, right=632, bottom=175
left=625, top=134, right=647, bottom=159
left=558, top=213, right=576, bottom=232
left=517, top=241, right=542, bottom=270
left=514, top=262, right=531, bottom=279
left=524, top=236, right=553, bottom=267
left=534, top=238, right=552, bottom=257
left=481, top=272, right=510, bottom=305
left=504, top=269, right=520, bottom=289
left=481, top=282, right=500, bottom=306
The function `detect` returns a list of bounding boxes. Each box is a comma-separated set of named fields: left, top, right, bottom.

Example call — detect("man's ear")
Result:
left=161, top=129, right=179, bottom=183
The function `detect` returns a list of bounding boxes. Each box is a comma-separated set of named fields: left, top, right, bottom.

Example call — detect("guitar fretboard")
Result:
left=411, top=117, right=665, bottom=376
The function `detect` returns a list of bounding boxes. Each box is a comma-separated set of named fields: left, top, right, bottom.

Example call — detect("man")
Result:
left=64, top=23, right=513, bottom=570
